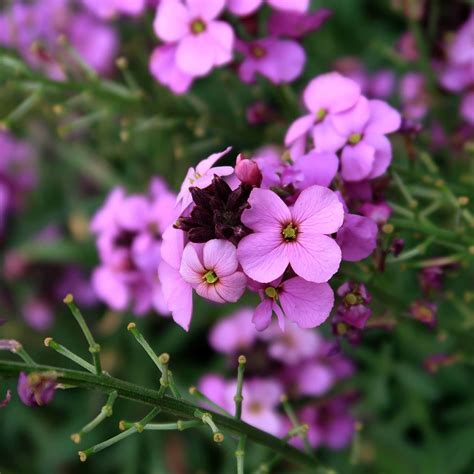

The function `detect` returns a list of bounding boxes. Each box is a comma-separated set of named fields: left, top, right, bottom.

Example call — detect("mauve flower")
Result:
left=331, top=97, right=401, bottom=181
left=400, top=73, right=428, bottom=120
left=419, top=265, right=444, bottom=295
left=336, top=214, right=378, bottom=262
left=154, top=0, right=234, bottom=77
left=294, top=151, right=339, bottom=189
left=410, top=300, right=437, bottom=328
left=235, top=154, right=262, bottom=187
left=180, top=239, right=247, bottom=303
left=252, top=276, right=334, bottom=331
left=149, top=44, right=194, bottom=94
left=236, top=38, right=305, bottom=84
left=461, top=92, right=474, bottom=125
left=291, top=361, right=334, bottom=396
left=368, top=70, right=396, bottom=99
left=285, top=72, right=361, bottom=158
left=81, top=0, right=146, bottom=18
left=18, top=372, right=57, bottom=407
left=0, top=339, right=22, bottom=353
left=359, top=201, right=392, bottom=224
left=227, top=0, right=309, bottom=16
left=22, top=297, right=54, bottom=332
left=268, top=8, right=332, bottom=38
left=209, top=307, right=257, bottom=354
left=336, top=282, right=372, bottom=329
left=176, top=147, right=233, bottom=211
left=238, top=185, right=344, bottom=283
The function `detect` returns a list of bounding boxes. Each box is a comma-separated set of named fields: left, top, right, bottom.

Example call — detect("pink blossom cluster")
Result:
left=80, top=0, right=148, bottom=19
left=0, top=0, right=118, bottom=80
left=149, top=0, right=331, bottom=94
left=197, top=308, right=356, bottom=448
left=90, top=178, right=176, bottom=316
left=0, top=132, right=36, bottom=236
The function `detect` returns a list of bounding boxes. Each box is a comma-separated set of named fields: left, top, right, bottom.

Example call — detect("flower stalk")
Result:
left=44, top=337, right=95, bottom=374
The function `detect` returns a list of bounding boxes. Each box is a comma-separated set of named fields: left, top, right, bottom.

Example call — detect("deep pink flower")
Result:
left=336, top=214, right=378, bottom=262
left=154, top=0, right=234, bottom=77
left=227, top=0, right=309, bottom=16
left=235, top=154, right=262, bottom=186
left=180, top=239, right=247, bottom=303
left=18, top=372, right=57, bottom=407
left=252, top=276, right=334, bottom=331
left=268, top=8, right=332, bottom=38
left=285, top=72, right=361, bottom=158
left=359, top=201, right=392, bottom=224
left=238, top=185, right=344, bottom=283
left=236, top=38, right=305, bottom=84
left=176, top=147, right=233, bottom=211
left=331, top=97, right=401, bottom=181
left=293, top=151, right=339, bottom=188
left=149, top=44, right=194, bottom=94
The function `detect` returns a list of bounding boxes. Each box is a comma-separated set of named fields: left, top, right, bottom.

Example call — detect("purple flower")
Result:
left=331, top=97, right=401, bottom=181
left=359, top=201, right=392, bottom=224
left=268, top=8, right=332, bottom=38
left=336, top=213, right=378, bottom=262
left=176, top=147, right=233, bottom=211
left=293, top=151, right=339, bottom=188
left=461, top=92, right=474, bottom=125
left=285, top=72, right=361, bottom=158
left=149, top=44, right=194, bottom=94
left=252, top=276, right=334, bottom=331
left=235, top=154, right=262, bottom=187
left=208, top=307, right=257, bottom=354
left=227, top=0, right=309, bottom=16
left=18, top=372, right=57, bottom=407
left=153, top=0, right=234, bottom=77
left=81, top=0, right=146, bottom=18
left=180, top=239, right=247, bottom=303
left=236, top=38, right=305, bottom=84
left=237, top=185, right=344, bottom=283
left=336, top=282, right=372, bottom=329
left=22, top=297, right=54, bottom=332
left=400, top=73, right=428, bottom=121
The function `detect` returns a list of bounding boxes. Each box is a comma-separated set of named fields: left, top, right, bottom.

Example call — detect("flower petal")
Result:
left=186, top=0, right=225, bottom=19
left=295, top=151, right=339, bottom=188
left=364, top=134, right=392, bottom=179
left=336, top=214, right=378, bottom=262
left=203, top=239, right=238, bottom=276
left=180, top=243, right=205, bottom=285
left=253, top=299, right=273, bottom=331
left=365, top=99, right=401, bottom=135
left=215, top=272, right=247, bottom=302
left=176, top=33, right=215, bottom=76
left=196, top=147, right=232, bottom=175
left=206, top=21, right=234, bottom=66
left=284, top=114, right=314, bottom=146
left=154, top=1, right=190, bottom=42
left=269, top=0, right=309, bottom=12
left=340, top=141, right=375, bottom=182
left=196, top=281, right=225, bottom=303
left=279, top=277, right=334, bottom=328
left=227, top=0, right=261, bottom=16
left=312, top=119, right=346, bottom=152
left=331, top=96, right=371, bottom=137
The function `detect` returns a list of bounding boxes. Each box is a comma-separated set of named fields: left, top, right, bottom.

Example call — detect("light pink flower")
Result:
left=227, top=0, right=309, bottom=16
left=180, top=239, right=247, bottom=303
left=82, top=0, right=146, bottom=18
left=176, top=147, right=233, bottom=210
left=268, top=8, right=331, bottom=38
left=236, top=38, right=305, bottom=84
left=237, top=185, right=344, bottom=283
left=149, top=44, right=194, bottom=94
left=285, top=72, right=361, bottom=158
left=154, top=0, right=234, bottom=77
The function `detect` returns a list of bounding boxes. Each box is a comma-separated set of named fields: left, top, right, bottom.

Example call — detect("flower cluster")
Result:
left=80, top=0, right=148, bottom=19
left=198, top=307, right=356, bottom=448
left=150, top=0, right=331, bottom=94
left=90, top=178, right=176, bottom=316
left=0, top=0, right=118, bottom=79
left=159, top=71, right=400, bottom=332
left=0, top=132, right=36, bottom=237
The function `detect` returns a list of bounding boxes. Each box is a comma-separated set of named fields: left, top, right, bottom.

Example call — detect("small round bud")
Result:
left=119, top=420, right=126, bottom=431
left=115, top=57, right=128, bottom=69
left=127, top=322, right=136, bottom=331
left=355, top=421, right=363, bottom=431
left=44, top=337, right=53, bottom=347
left=235, top=153, right=262, bottom=187
left=70, top=433, right=81, bottom=444
left=458, top=196, right=469, bottom=206
left=213, top=432, right=225, bottom=443
left=469, top=245, right=474, bottom=255
left=189, top=386, right=197, bottom=395
left=63, top=294, right=74, bottom=304
left=159, top=353, right=170, bottom=364
left=52, top=104, right=64, bottom=115
left=78, top=451, right=87, bottom=462
left=382, top=223, right=394, bottom=234
left=238, top=355, right=247, bottom=365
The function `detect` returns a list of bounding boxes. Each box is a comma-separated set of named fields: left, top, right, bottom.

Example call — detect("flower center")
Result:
left=190, top=19, right=206, bottom=35
left=348, top=132, right=362, bottom=145
left=251, top=45, right=266, bottom=59
left=344, top=292, right=358, bottom=306
left=248, top=401, right=263, bottom=414
left=316, top=108, right=327, bottom=122
left=264, top=286, right=278, bottom=299
left=282, top=223, right=298, bottom=241
left=203, top=270, right=219, bottom=284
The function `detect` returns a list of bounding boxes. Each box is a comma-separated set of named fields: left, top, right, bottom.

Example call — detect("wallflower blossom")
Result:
left=336, top=213, right=378, bottom=262
left=180, top=240, right=247, bottom=303
left=236, top=38, right=306, bottom=84
left=410, top=300, right=437, bottom=328
left=81, top=0, right=146, bottom=18
left=227, top=0, right=309, bottom=16
left=268, top=8, right=331, bottom=38
left=235, top=154, right=263, bottom=186
left=154, top=0, right=234, bottom=77
left=237, top=185, right=344, bottom=283
left=18, top=372, right=57, bottom=407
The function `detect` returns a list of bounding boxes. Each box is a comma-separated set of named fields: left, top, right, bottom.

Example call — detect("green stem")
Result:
left=120, top=420, right=200, bottom=431
left=14, top=346, right=37, bottom=366
left=236, top=435, right=246, bottom=474
left=44, top=338, right=95, bottom=374
left=281, top=396, right=313, bottom=458
left=0, top=360, right=316, bottom=469
left=63, top=294, right=102, bottom=375
left=127, top=323, right=165, bottom=373
left=234, top=355, right=246, bottom=420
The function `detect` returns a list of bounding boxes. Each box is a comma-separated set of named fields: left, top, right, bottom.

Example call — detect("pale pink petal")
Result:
left=227, top=0, right=261, bottom=16
left=365, top=99, right=401, bottom=135
left=461, top=92, right=474, bottom=125
left=331, top=96, right=371, bottom=137
left=279, top=277, right=334, bottom=328
left=340, top=141, right=375, bottom=182
left=364, top=134, right=392, bottom=179
left=180, top=243, right=205, bottom=285
left=196, top=147, right=232, bottom=175
left=186, top=0, right=226, bottom=19
left=196, top=281, right=225, bottom=303
left=269, top=0, right=309, bottom=12
left=161, top=225, right=185, bottom=269
left=284, top=114, right=314, bottom=146
left=206, top=21, right=234, bottom=66
left=237, top=233, right=289, bottom=283
left=303, top=72, right=361, bottom=113
left=241, top=187, right=291, bottom=232
left=260, top=39, right=305, bottom=83
left=92, top=267, right=129, bottom=310
left=203, top=239, right=238, bottom=276
left=296, top=151, right=339, bottom=188
left=154, top=1, right=190, bottom=42
left=116, top=195, right=149, bottom=231
left=272, top=302, right=286, bottom=331
left=176, top=33, right=215, bottom=76
left=287, top=234, right=341, bottom=283
left=312, top=119, right=346, bottom=152
left=215, top=272, right=247, bottom=302
left=297, top=363, right=334, bottom=395
left=291, top=185, right=344, bottom=234
left=159, top=261, right=193, bottom=331
left=253, top=299, right=273, bottom=331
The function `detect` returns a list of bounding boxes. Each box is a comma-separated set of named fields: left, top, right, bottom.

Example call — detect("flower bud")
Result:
left=17, top=372, right=57, bottom=407
left=235, top=154, right=262, bottom=187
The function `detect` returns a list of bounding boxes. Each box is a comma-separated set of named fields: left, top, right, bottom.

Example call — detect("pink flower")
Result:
left=176, top=147, right=233, bottom=211
left=149, top=44, right=194, bottom=94
left=227, top=0, right=309, bottom=16
left=331, top=97, right=401, bottom=181
left=81, top=0, right=146, bottom=18
left=359, top=201, right=392, bottom=224
left=461, top=92, right=474, bottom=125
left=285, top=72, right=361, bottom=158
left=237, top=185, right=344, bottom=283
left=336, top=213, right=378, bottom=262
left=236, top=38, right=305, bottom=84
left=180, top=239, right=247, bottom=303
left=153, top=0, right=234, bottom=77
left=268, top=8, right=332, bottom=38
left=252, top=276, right=334, bottom=330
left=235, top=153, right=262, bottom=186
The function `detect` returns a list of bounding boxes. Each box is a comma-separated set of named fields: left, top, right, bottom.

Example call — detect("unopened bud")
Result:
left=70, top=433, right=81, bottom=444
left=235, top=153, right=262, bottom=187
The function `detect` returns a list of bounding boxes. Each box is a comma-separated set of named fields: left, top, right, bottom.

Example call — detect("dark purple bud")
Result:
left=419, top=265, right=443, bottom=295
left=399, top=118, right=423, bottom=136
left=390, top=238, right=405, bottom=257
left=235, top=154, right=262, bottom=187
left=0, top=390, right=11, bottom=408
left=410, top=300, right=437, bottom=328
left=17, top=372, right=57, bottom=407
left=0, top=318, right=6, bottom=327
